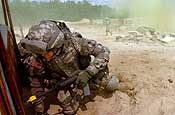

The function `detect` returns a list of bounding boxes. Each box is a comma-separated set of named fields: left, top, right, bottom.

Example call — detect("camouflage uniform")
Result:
left=19, top=20, right=112, bottom=115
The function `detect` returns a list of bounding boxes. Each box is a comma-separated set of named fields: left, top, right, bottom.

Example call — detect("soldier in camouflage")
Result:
left=19, top=20, right=119, bottom=115
left=104, top=17, right=112, bottom=36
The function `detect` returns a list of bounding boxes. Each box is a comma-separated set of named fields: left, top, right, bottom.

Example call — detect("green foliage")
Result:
left=1, top=0, right=129, bottom=26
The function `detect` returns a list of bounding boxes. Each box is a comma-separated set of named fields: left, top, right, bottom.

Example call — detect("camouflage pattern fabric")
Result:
left=19, top=20, right=110, bottom=114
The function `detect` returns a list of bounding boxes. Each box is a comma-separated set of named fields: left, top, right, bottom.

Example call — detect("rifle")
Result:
left=26, top=76, right=90, bottom=105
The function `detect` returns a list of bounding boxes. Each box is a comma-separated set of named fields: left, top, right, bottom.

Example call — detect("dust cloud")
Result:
left=129, top=0, right=175, bottom=33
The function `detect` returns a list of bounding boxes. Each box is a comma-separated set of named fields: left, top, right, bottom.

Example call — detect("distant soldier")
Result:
left=19, top=20, right=119, bottom=115
left=104, top=17, right=112, bottom=36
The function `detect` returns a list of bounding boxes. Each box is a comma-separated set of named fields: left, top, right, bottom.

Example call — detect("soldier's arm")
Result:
left=21, top=53, right=46, bottom=96
left=77, top=37, right=110, bottom=76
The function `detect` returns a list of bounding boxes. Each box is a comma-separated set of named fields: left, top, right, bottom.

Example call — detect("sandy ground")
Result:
left=17, top=22, right=175, bottom=115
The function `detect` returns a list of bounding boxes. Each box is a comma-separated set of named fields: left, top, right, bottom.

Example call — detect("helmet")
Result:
left=20, top=20, right=64, bottom=54
left=105, top=75, right=119, bottom=92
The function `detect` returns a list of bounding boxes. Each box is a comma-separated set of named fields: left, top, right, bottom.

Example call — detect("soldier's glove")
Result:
left=76, top=70, right=92, bottom=88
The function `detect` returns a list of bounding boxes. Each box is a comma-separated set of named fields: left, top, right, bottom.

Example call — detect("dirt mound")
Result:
left=115, top=26, right=175, bottom=45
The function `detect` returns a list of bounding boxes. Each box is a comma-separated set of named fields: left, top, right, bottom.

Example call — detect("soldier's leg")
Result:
left=109, top=30, right=113, bottom=36
left=106, top=28, right=108, bottom=36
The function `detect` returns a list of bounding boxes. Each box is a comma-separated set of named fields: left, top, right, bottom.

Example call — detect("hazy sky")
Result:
left=29, top=0, right=112, bottom=6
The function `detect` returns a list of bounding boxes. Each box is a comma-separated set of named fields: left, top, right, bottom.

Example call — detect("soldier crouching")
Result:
left=19, top=20, right=119, bottom=115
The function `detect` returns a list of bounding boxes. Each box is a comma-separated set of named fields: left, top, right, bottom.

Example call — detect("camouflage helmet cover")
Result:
left=21, top=20, right=64, bottom=54
left=105, top=75, right=119, bottom=92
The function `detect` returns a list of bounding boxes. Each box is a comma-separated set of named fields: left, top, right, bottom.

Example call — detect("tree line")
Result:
left=1, top=0, right=129, bottom=25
